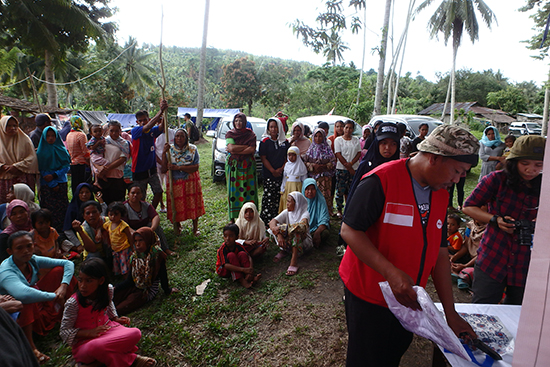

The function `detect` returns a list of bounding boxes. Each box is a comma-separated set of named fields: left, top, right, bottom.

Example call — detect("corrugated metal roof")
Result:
left=418, top=102, right=478, bottom=115
left=517, top=113, right=543, bottom=118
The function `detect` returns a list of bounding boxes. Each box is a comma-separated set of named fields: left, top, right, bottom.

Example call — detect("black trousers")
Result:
left=471, top=265, right=525, bottom=305
left=344, top=287, right=413, bottom=367
left=98, top=177, right=127, bottom=205
left=70, top=164, right=90, bottom=195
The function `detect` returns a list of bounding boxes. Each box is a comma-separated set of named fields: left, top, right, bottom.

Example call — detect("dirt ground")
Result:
left=243, top=231, right=474, bottom=367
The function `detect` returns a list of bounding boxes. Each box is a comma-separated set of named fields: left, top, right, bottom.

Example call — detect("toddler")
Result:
left=87, top=124, right=108, bottom=188
left=216, top=224, right=261, bottom=289
left=102, top=202, right=133, bottom=276
left=279, top=146, right=307, bottom=213
left=446, top=213, right=463, bottom=256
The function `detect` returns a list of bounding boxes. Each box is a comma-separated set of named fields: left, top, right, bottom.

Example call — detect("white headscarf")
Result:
left=263, top=118, right=287, bottom=146
left=235, top=202, right=266, bottom=241
left=281, top=146, right=308, bottom=191
left=287, top=191, right=310, bottom=225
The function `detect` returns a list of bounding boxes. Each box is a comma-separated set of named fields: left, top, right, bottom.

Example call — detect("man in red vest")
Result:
left=340, top=125, right=480, bottom=366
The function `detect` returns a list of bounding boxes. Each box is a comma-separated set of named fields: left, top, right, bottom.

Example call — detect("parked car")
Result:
left=368, top=114, right=443, bottom=139
left=508, top=121, right=542, bottom=136
left=207, top=116, right=267, bottom=182
left=294, top=115, right=363, bottom=137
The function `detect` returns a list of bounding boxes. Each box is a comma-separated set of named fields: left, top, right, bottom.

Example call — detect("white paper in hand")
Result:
left=379, top=281, right=470, bottom=361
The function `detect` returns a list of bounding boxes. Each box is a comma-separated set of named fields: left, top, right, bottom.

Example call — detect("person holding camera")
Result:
left=463, top=135, right=546, bottom=305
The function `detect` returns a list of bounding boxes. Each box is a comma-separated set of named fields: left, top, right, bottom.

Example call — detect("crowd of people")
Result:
left=0, top=105, right=546, bottom=366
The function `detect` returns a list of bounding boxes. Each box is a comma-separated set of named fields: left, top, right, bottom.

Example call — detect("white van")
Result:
left=509, top=122, right=542, bottom=136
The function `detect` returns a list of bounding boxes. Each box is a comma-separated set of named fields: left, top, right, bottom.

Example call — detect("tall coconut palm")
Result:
left=416, top=0, right=496, bottom=124
left=119, top=38, right=156, bottom=95
left=323, top=32, right=350, bottom=66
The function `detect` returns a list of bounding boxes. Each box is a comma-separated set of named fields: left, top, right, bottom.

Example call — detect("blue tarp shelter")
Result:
left=177, top=108, right=240, bottom=130
left=107, top=113, right=137, bottom=130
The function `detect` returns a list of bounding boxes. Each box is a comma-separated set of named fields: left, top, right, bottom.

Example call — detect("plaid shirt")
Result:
left=464, top=170, right=539, bottom=287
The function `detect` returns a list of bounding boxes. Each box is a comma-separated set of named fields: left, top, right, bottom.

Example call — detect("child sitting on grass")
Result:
left=102, top=202, right=133, bottom=276
left=60, top=257, right=156, bottom=367
left=216, top=224, right=261, bottom=289
left=235, top=202, right=269, bottom=258
left=446, top=213, right=463, bottom=256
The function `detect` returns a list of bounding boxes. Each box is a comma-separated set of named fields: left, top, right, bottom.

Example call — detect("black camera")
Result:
left=504, top=218, right=536, bottom=246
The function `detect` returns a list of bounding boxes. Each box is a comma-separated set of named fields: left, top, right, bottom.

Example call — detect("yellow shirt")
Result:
left=103, top=219, right=131, bottom=253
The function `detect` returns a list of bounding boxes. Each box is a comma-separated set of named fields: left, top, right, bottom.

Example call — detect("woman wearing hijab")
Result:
left=347, top=122, right=401, bottom=204
left=65, top=115, right=90, bottom=194
left=360, top=125, right=372, bottom=159
left=0, top=200, right=33, bottom=261
left=279, top=146, right=308, bottom=213
left=363, top=120, right=383, bottom=151
left=0, top=183, right=40, bottom=232
left=302, top=178, right=330, bottom=248
left=259, top=118, right=290, bottom=225
left=0, top=116, right=39, bottom=203
left=289, top=121, right=311, bottom=159
left=161, top=128, right=205, bottom=236
left=225, top=113, right=258, bottom=220
left=235, top=202, right=268, bottom=258
left=37, top=126, right=71, bottom=232
left=303, top=128, right=336, bottom=214
left=478, top=126, right=505, bottom=181
left=269, top=191, right=313, bottom=276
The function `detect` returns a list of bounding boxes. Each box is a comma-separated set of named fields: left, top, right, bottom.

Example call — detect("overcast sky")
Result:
left=111, top=0, right=549, bottom=86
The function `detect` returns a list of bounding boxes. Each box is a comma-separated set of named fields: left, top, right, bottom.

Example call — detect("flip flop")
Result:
left=33, top=349, right=50, bottom=365
left=286, top=265, right=299, bottom=276
left=132, top=355, right=157, bottom=367
left=273, top=251, right=287, bottom=263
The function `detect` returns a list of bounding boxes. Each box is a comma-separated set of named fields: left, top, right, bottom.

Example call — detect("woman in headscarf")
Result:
left=235, top=202, right=268, bottom=258
left=114, top=227, right=176, bottom=315
left=347, top=122, right=401, bottom=204
left=303, top=127, right=336, bottom=214
left=225, top=113, right=258, bottom=221
left=289, top=121, right=311, bottom=159
left=0, top=183, right=39, bottom=232
left=65, top=115, right=90, bottom=194
left=269, top=192, right=313, bottom=276
left=363, top=120, right=383, bottom=151
left=0, top=116, right=39, bottom=203
left=161, top=128, right=205, bottom=236
left=259, top=117, right=290, bottom=225
left=360, top=125, right=372, bottom=159
left=302, top=178, right=330, bottom=248
left=0, top=200, right=33, bottom=261
left=478, top=126, right=505, bottom=181
left=37, top=126, right=71, bottom=232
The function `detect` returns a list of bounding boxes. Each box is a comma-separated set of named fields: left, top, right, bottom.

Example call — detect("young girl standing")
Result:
left=334, top=120, right=361, bottom=218
left=60, top=257, right=156, bottom=367
left=102, top=202, right=133, bottom=276
left=279, top=146, right=307, bottom=213
left=87, top=124, right=108, bottom=189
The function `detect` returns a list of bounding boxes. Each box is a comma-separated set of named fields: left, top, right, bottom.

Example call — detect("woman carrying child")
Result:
left=102, top=202, right=133, bottom=276
left=216, top=223, right=261, bottom=289
left=161, top=128, right=205, bottom=236
left=478, top=126, right=505, bottom=181
left=269, top=192, right=313, bottom=276
left=463, top=135, right=545, bottom=305
left=279, top=146, right=308, bottom=213
left=235, top=202, right=268, bottom=258
left=61, top=257, right=156, bottom=367
left=114, top=228, right=176, bottom=315
left=36, top=126, right=71, bottom=233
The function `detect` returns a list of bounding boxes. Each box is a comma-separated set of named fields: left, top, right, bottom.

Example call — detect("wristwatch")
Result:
left=490, top=215, right=500, bottom=227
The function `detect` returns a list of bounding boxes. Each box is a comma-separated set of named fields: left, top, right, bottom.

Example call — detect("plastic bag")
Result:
left=379, top=281, right=470, bottom=360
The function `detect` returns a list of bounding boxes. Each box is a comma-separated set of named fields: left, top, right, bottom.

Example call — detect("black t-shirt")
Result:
left=258, top=138, right=290, bottom=179
left=343, top=175, right=447, bottom=247
left=411, top=137, right=424, bottom=153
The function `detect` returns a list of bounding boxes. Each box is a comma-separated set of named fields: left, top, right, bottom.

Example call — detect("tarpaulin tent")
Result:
left=107, top=113, right=138, bottom=130
left=78, top=111, right=108, bottom=126
left=177, top=108, right=240, bottom=130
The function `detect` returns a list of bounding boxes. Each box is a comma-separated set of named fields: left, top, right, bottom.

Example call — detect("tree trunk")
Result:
left=373, top=0, right=392, bottom=116
left=44, top=49, right=58, bottom=108
left=543, top=84, right=549, bottom=137
left=450, top=42, right=458, bottom=125
left=196, top=0, right=210, bottom=137
left=442, top=75, right=451, bottom=121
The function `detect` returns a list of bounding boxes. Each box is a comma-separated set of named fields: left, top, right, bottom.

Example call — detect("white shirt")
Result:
left=334, top=136, right=361, bottom=170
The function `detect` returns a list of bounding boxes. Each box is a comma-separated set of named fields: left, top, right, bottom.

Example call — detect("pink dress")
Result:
left=61, top=287, right=141, bottom=367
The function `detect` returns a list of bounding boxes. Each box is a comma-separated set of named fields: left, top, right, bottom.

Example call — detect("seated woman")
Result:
left=114, top=228, right=177, bottom=315
left=0, top=183, right=39, bottom=232
left=269, top=192, right=313, bottom=276
left=123, top=184, right=174, bottom=256
left=63, top=183, right=106, bottom=248
left=0, top=231, right=76, bottom=364
left=71, top=201, right=109, bottom=263
left=0, top=200, right=33, bottom=262
left=302, top=178, right=330, bottom=248
left=235, top=202, right=268, bottom=258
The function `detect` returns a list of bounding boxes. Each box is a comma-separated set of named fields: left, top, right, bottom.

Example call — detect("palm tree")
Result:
left=323, top=32, right=350, bottom=66
left=416, top=0, right=496, bottom=124
left=119, top=38, right=156, bottom=95
left=374, top=0, right=392, bottom=116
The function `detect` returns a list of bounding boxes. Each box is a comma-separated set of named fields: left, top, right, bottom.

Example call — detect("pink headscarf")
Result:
left=3, top=199, right=32, bottom=235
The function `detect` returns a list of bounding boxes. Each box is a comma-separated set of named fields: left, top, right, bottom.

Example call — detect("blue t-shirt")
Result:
left=131, top=125, right=161, bottom=174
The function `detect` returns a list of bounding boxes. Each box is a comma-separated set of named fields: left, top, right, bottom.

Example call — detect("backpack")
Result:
left=189, top=123, right=200, bottom=143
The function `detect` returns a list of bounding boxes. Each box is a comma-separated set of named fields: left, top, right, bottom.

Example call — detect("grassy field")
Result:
left=37, top=134, right=484, bottom=367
